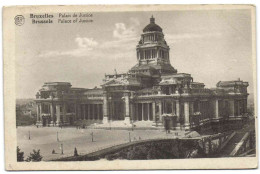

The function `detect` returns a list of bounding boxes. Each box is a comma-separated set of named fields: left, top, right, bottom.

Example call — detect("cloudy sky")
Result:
left=15, top=9, right=253, bottom=98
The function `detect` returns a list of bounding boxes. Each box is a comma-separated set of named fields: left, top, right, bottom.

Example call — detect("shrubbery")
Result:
left=17, top=146, right=24, bottom=162
left=17, top=147, right=43, bottom=162
left=104, top=140, right=204, bottom=160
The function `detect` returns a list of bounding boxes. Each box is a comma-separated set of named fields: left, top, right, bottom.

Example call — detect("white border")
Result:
left=1, top=0, right=259, bottom=174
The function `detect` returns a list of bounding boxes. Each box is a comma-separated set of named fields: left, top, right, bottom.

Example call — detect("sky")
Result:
left=15, top=9, right=253, bottom=98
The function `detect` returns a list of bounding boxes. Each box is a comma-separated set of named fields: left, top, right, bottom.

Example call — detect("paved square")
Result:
left=17, top=126, right=181, bottom=161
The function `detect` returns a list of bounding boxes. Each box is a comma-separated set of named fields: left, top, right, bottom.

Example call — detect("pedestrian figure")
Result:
left=139, top=136, right=141, bottom=140
left=52, top=149, right=55, bottom=154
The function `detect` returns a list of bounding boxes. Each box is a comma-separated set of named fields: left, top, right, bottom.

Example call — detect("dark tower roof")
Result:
left=143, top=16, right=162, bottom=33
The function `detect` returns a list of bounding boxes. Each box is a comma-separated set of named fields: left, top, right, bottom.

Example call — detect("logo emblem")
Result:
left=14, top=15, right=25, bottom=26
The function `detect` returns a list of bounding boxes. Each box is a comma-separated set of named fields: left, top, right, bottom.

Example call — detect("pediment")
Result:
left=103, top=79, right=128, bottom=86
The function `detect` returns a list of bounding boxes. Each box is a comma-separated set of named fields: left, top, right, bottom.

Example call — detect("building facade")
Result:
left=35, top=16, right=249, bottom=131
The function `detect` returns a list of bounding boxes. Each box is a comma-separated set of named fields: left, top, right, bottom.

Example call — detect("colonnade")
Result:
left=36, top=102, right=76, bottom=126
left=80, top=104, right=103, bottom=120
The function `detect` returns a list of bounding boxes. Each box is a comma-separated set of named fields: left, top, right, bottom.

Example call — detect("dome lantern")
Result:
left=143, top=16, right=162, bottom=33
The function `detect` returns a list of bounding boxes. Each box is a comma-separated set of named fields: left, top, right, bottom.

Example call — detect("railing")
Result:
left=51, top=132, right=195, bottom=161
left=230, top=130, right=255, bottom=156
left=200, top=131, right=235, bottom=156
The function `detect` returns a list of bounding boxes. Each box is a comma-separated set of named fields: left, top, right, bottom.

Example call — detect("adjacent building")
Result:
left=34, top=16, right=249, bottom=131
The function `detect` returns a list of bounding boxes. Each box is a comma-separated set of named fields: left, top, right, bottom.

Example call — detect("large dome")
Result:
left=143, top=16, right=162, bottom=33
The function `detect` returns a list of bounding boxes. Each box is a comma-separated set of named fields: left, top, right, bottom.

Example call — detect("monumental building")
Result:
left=34, top=16, right=249, bottom=131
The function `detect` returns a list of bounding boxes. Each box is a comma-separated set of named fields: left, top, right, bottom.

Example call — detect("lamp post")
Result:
left=91, top=132, right=94, bottom=142
left=57, top=131, right=59, bottom=142
left=28, top=131, right=30, bottom=140
left=128, top=132, right=131, bottom=142
left=109, top=96, right=112, bottom=130
left=61, top=143, right=63, bottom=155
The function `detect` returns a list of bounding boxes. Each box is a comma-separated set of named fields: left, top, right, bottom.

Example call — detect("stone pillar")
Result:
left=176, top=100, right=180, bottom=121
left=152, top=102, right=156, bottom=121
left=63, top=103, right=66, bottom=124
left=184, top=101, right=190, bottom=129
left=103, top=93, right=108, bottom=123
left=172, top=101, right=175, bottom=115
left=77, top=104, right=81, bottom=119
left=147, top=103, right=150, bottom=120
left=36, top=104, right=40, bottom=122
left=50, top=103, right=54, bottom=125
left=229, top=100, right=235, bottom=116
left=74, top=103, right=77, bottom=121
left=97, top=104, right=100, bottom=120
left=135, top=103, right=139, bottom=121
left=190, top=102, right=194, bottom=115
left=215, top=100, right=219, bottom=119
left=83, top=104, right=86, bottom=120
left=158, top=101, right=162, bottom=121
left=39, top=104, right=42, bottom=121
left=56, top=104, right=61, bottom=126
left=88, top=104, right=90, bottom=120
left=124, top=93, right=130, bottom=123
left=142, top=103, right=144, bottom=121
left=244, top=99, right=247, bottom=113
left=92, top=104, right=95, bottom=120
left=237, top=100, right=241, bottom=116
left=130, top=102, right=134, bottom=122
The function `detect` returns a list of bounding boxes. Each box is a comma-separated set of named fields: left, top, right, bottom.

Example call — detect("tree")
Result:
left=74, top=147, right=78, bottom=156
left=17, top=146, right=24, bottom=162
left=26, top=149, right=43, bottom=162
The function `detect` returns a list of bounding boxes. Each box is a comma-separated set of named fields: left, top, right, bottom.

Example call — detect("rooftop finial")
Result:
left=150, top=15, right=155, bottom=23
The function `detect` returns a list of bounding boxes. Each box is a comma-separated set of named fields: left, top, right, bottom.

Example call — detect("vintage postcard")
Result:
left=3, top=5, right=257, bottom=170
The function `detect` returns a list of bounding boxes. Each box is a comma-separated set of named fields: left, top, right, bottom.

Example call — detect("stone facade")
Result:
left=35, top=16, right=249, bottom=130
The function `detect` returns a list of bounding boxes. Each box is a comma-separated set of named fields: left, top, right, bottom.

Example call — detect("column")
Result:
left=244, top=99, right=247, bottom=113
left=237, top=100, right=241, bottom=116
left=50, top=103, right=54, bottom=125
left=56, top=104, right=61, bottom=126
left=184, top=101, right=190, bottom=128
left=36, top=104, right=40, bottom=122
left=63, top=103, right=66, bottom=123
left=103, top=93, right=108, bottom=123
left=83, top=104, right=86, bottom=120
left=215, top=100, right=219, bottom=119
left=169, top=87, right=172, bottom=95
left=158, top=101, right=162, bottom=121
left=142, top=103, right=144, bottom=121
left=229, top=100, right=235, bottom=116
left=124, top=93, right=130, bottom=123
left=152, top=102, right=156, bottom=121
left=88, top=104, right=91, bottom=120
left=74, top=103, right=77, bottom=121
left=77, top=104, right=81, bottom=120
left=130, top=102, right=134, bottom=122
left=148, top=103, right=150, bottom=121
left=172, top=101, right=175, bottom=115
left=97, top=104, right=100, bottom=120
left=135, top=103, right=138, bottom=121
left=39, top=104, right=42, bottom=121
left=92, top=104, right=95, bottom=120
left=190, top=102, right=194, bottom=115
left=176, top=100, right=180, bottom=121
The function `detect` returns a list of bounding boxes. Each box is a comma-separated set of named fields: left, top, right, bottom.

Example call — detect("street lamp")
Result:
left=60, top=143, right=63, bottom=154
left=91, top=132, right=94, bottom=142
left=50, top=92, right=55, bottom=127
left=128, top=132, right=131, bottom=142
left=57, top=131, right=59, bottom=142
left=28, top=131, right=30, bottom=140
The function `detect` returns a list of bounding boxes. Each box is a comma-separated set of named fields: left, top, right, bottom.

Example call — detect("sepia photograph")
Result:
left=3, top=4, right=257, bottom=170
